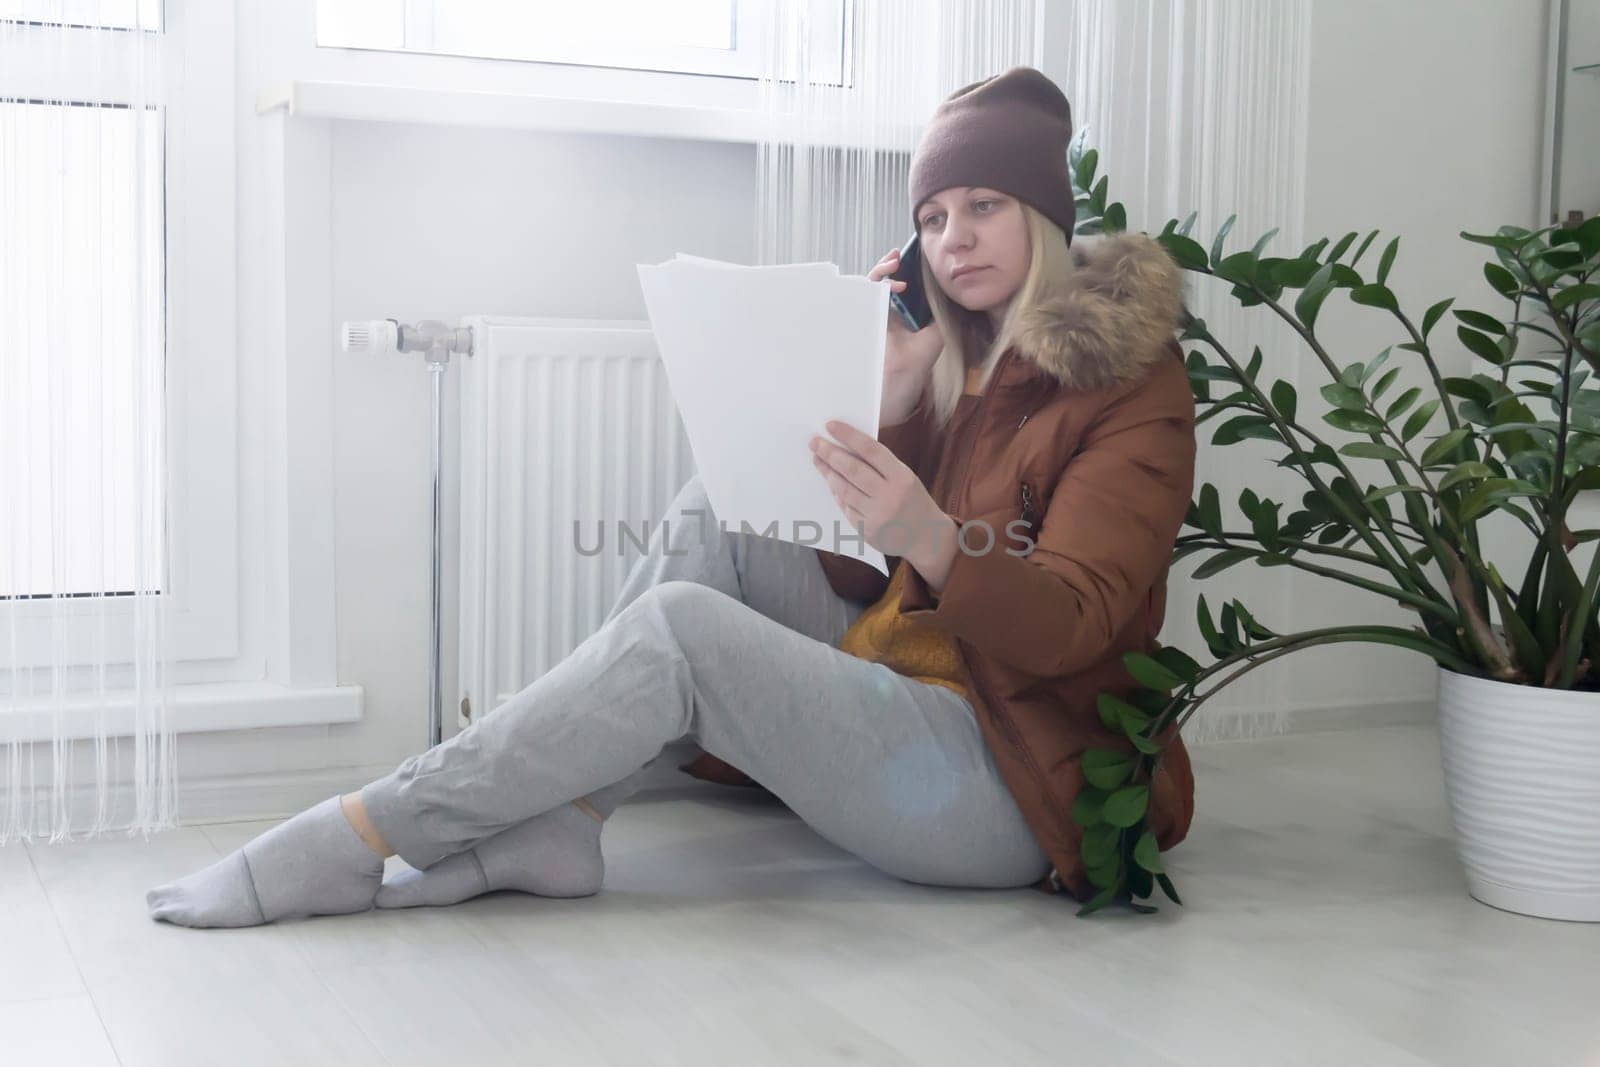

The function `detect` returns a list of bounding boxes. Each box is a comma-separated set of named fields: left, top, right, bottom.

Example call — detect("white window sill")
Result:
left=255, top=80, right=920, bottom=150
left=0, top=681, right=362, bottom=744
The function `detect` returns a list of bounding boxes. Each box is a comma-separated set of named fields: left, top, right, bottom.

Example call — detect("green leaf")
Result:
left=1363, top=349, right=1393, bottom=391
left=1442, top=376, right=1493, bottom=406
left=1081, top=822, right=1119, bottom=868
left=1460, top=229, right=1527, bottom=252
left=1210, top=213, right=1238, bottom=267
left=1376, top=236, right=1399, bottom=285
left=1103, top=785, right=1150, bottom=828
left=1320, top=382, right=1367, bottom=411
left=1155, top=872, right=1184, bottom=905
left=1401, top=398, right=1440, bottom=442
left=1071, top=786, right=1108, bottom=827
left=1459, top=478, right=1521, bottom=523
left=1096, top=691, right=1143, bottom=730
left=1249, top=498, right=1283, bottom=553
left=1103, top=201, right=1127, bottom=234
left=1114, top=702, right=1153, bottom=736
left=1081, top=749, right=1135, bottom=790
left=1230, top=599, right=1277, bottom=640
left=1322, top=409, right=1386, bottom=433
left=1154, top=644, right=1203, bottom=683
left=1072, top=147, right=1099, bottom=191
left=1251, top=227, right=1281, bottom=259
left=1438, top=461, right=1493, bottom=491
left=1212, top=415, right=1279, bottom=445
left=1421, top=298, right=1454, bottom=339
left=1552, top=283, right=1600, bottom=312
left=1271, top=379, right=1298, bottom=422
left=1295, top=262, right=1338, bottom=332
left=1350, top=284, right=1399, bottom=311
left=1484, top=262, right=1519, bottom=297
left=1160, top=232, right=1209, bottom=270
left=1086, top=856, right=1123, bottom=890
left=1122, top=651, right=1185, bottom=691
left=1128, top=732, right=1163, bottom=756
left=1421, top=427, right=1472, bottom=466
left=1133, top=830, right=1165, bottom=874
left=1458, top=326, right=1506, bottom=365
left=1076, top=884, right=1120, bottom=916
left=1385, top=386, right=1422, bottom=421
left=1245, top=346, right=1264, bottom=383
left=1270, top=257, right=1322, bottom=288
left=1195, top=594, right=1223, bottom=651
left=1193, top=548, right=1254, bottom=579
left=1349, top=229, right=1379, bottom=266
left=1197, top=482, right=1221, bottom=535
left=1339, top=442, right=1406, bottom=462
left=1364, top=483, right=1427, bottom=503
left=1213, top=250, right=1260, bottom=286
left=1453, top=308, right=1507, bottom=334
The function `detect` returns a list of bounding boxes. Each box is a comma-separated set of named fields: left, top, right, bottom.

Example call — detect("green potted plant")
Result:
left=1065, top=128, right=1600, bottom=920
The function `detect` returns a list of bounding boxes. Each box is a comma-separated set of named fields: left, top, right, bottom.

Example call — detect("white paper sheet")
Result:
left=636, top=253, right=891, bottom=576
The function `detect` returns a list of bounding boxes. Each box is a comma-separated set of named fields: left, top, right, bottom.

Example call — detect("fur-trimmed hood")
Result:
left=1009, top=231, right=1187, bottom=392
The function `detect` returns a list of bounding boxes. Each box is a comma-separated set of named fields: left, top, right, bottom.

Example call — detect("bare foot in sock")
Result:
left=146, top=795, right=385, bottom=928
left=375, top=801, right=604, bottom=908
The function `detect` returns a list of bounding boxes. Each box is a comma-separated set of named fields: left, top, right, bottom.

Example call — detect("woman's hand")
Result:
left=809, top=419, right=957, bottom=584
left=867, top=248, right=944, bottom=426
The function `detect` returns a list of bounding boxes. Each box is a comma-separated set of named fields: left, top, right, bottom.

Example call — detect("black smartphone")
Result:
left=887, top=231, right=933, bottom=332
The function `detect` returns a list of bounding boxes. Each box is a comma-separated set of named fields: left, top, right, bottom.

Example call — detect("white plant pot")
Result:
left=1436, top=664, right=1600, bottom=921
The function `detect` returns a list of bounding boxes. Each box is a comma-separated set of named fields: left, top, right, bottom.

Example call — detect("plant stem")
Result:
left=1190, top=327, right=1450, bottom=607
left=1164, top=625, right=1481, bottom=736
left=1177, top=536, right=1459, bottom=625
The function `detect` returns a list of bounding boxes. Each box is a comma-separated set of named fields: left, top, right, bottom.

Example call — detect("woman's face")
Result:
left=915, top=186, right=1030, bottom=324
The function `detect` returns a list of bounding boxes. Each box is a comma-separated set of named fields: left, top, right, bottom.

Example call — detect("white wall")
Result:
left=1282, top=0, right=1551, bottom=715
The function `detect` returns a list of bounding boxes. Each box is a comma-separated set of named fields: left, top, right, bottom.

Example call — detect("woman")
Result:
left=146, top=66, right=1196, bottom=927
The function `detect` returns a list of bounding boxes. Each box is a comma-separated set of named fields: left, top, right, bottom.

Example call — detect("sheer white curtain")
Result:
left=1058, top=0, right=1314, bottom=742
left=754, top=0, right=1045, bottom=274
left=0, top=1, right=177, bottom=842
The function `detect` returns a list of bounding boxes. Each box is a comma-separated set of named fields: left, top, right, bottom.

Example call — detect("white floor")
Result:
left=3, top=722, right=1596, bottom=1066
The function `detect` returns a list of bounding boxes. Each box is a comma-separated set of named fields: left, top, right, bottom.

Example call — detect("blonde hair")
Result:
left=917, top=202, right=1075, bottom=430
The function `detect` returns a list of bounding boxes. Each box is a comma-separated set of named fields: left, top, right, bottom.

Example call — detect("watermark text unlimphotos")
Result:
left=572, top=507, right=1036, bottom=559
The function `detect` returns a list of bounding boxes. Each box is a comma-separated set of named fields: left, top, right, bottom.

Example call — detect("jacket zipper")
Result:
left=944, top=346, right=1081, bottom=895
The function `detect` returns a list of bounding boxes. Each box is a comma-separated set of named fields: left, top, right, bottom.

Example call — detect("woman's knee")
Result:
left=623, top=580, right=741, bottom=650
left=669, top=473, right=714, bottom=524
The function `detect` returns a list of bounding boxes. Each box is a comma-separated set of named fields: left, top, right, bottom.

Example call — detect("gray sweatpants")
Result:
left=359, top=473, right=1050, bottom=889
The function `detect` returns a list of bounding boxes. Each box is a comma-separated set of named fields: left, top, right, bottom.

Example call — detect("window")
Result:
left=1, top=99, right=165, bottom=603
left=314, top=0, right=847, bottom=84
left=1, top=2, right=243, bottom=678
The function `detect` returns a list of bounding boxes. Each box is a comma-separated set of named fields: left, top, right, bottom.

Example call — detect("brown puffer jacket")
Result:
left=686, top=231, right=1197, bottom=904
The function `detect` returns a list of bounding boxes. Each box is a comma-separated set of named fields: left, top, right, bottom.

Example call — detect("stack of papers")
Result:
left=636, top=253, right=891, bottom=576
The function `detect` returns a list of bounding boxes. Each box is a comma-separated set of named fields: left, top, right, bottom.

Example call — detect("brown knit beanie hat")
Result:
left=908, top=66, right=1076, bottom=242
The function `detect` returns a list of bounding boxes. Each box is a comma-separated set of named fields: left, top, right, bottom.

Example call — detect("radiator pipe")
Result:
left=340, top=318, right=474, bottom=748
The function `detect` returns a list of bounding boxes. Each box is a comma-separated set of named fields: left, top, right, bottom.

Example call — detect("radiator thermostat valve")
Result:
left=340, top=318, right=473, bottom=359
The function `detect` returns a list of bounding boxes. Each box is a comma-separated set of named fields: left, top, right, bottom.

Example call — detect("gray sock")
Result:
left=146, top=795, right=384, bottom=928
left=375, top=800, right=604, bottom=908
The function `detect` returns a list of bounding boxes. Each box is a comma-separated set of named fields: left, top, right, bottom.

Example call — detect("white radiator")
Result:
left=456, top=316, right=696, bottom=728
